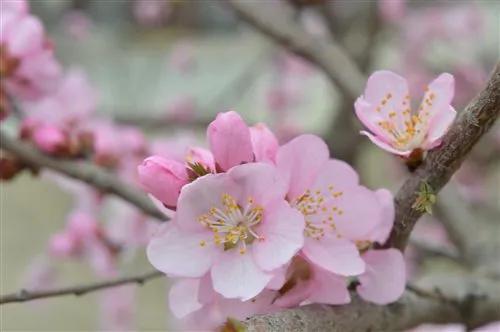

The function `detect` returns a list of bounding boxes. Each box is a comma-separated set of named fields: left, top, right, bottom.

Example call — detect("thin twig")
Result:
left=0, top=271, right=163, bottom=305
left=0, top=130, right=167, bottom=221
left=225, top=0, right=366, bottom=98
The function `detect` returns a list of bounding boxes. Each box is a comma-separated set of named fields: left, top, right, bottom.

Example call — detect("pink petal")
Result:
left=137, top=156, right=188, bottom=208
left=307, top=266, right=350, bottom=305
left=366, top=189, right=395, bottom=244
left=176, top=173, right=233, bottom=232
left=423, top=106, right=457, bottom=149
left=361, top=131, right=412, bottom=156
left=228, top=162, right=287, bottom=209
left=7, top=15, right=44, bottom=57
left=207, top=111, right=253, bottom=171
left=273, top=277, right=313, bottom=308
left=357, top=70, right=410, bottom=133
left=276, top=134, right=330, bottom=201
left=252, top=201, right=305, bottom=271
left=250, top=123, right=279, bottom=163
left=305, top=160, right=384, bottom=242
left=357, top=249, right=406, bottom=304
left=211, top=250, right=272, bottom=300
left=169, top=278, right=203, bottom=319
left=302, top=236, right=365, bottom=276
left=147, top=223, right=214, bottom=278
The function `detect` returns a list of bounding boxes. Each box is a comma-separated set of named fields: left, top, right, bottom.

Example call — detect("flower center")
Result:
left=293, top=185, right=344, bottom=240
left=375, top=91, right=438, bottom=150
left=197, top=194, right=264, bottom=254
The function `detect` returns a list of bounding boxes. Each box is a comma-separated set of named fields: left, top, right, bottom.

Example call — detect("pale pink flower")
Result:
left=271, top=256, right=350, bottom=308
left=31, top=124, right=68, bottom=154
left=133, top=0, right=171, bottom=27
left=276, top=134, right=406, bottom=304
left=49, top=232, right=79, bottom=258
left=138, top=156, right=189, bottom=208
left=250, top=123, right=279, bottom=163
left=169, top=276, right=277, bottom=330
left=99, top=285, right=136, bottom=331
left=355, top=71, right=456, bottom=157
left=62, top=10, right=92, bottom=40
left=165, top=95, right=196, bottom=122
left=1, top=3, right=61, bottom=100
left=378, top=0, right=406, bottom=23
left=207, top=111, right=254, bottom=171
left=168, top=41, right=196, bottom=73
left=148, top=163, right=304, bottom=300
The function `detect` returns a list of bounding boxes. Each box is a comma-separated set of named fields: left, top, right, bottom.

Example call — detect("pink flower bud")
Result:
left=67, top=211, right=99, bottom=239
left=137, top=156, right=188, bottom=208
left=207, top=111, right=253, bottom=171
left=32, top=124, right=67, bottom=154
left=250, top=123, right=279, bottom=162
left=49, top=232, right=78, bottom=257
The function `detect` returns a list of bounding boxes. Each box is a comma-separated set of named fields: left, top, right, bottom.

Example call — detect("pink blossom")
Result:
left=67, top=210, right=99, bottom=239
left=250, top=123, right=279, bottom=163
left=165, top=95, right=196, bottom=122
left=138, top=156, right=189, bottom=208
left=272, top=256, right=350, bottom=307
left=31, top=124, right=68, bottom=154
left=169, top=277, right=277, bottom=330
left=207, top=111, right=254, bottom=171
left=99, top=285, right=136, bottom=331
left=276, top=134, right=406, bottom=304
left=148, top=163, right=304, bottom=300
left=133, top=0, right=171, bottom=27
left=49, top=232, right=79, bottom=257
left=168, top=41, right=196, bottom=73
left=1, top=3, right=61, bottom=100
left=355, top=71, right=456, bottom=157
left=378, top=0, right=406, bottom=24
left=62, top=10, right=92, bottom=40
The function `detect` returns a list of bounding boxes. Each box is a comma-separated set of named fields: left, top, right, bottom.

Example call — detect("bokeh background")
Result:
left=1, top=0, right=499, bottom=330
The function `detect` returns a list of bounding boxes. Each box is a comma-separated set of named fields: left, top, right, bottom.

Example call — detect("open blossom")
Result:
left=147, top=163, right=304, bottom=300
left=274, top=134, right=405, bottom=305
left=0, top=0, right=61, bottom=102
left=168, top=276, right=277, bottom=330
left=355, top=71, right=456, bottom=157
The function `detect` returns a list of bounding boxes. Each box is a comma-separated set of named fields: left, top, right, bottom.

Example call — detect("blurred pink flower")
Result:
left=62, top=10, right=92, bottom=40
left=148, top=163, right=304, bottom=300
left=250, top=123, right=279, bottom=163
left=99, top=285, right=136, bottom=331
left=168, top=41, right=196, bottom=73
left=169, top=277, right=277, bottom=330
left=1, top=2, right=61, bottom=101
left=355, top=71, right=456, bottom=157
left=137, top=156, right=189, bottom=208
left=207, top=111, right=254, bottom=171
left=133, top=0, right=171, bottom=27
left=378, top=0, right=406, bottom=23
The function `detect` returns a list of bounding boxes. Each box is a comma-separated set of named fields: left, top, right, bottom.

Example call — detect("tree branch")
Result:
left=386, top=63, right=500, bottom=250
left=242, top=274, right=500, bottom=331
left=0, top=130, right=166, bottom=221
left=0, top=271, right=163, bottom=305
left=225, top=0, right=366, bottom=99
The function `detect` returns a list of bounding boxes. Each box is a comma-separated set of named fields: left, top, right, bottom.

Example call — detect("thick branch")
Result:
left=0, top=130, right=166, bottom=221
left=387, top=63, right=500, bottom=250
left=225, top=0, right=365, bottom=99
left=0, top=271, right=163, bottom=305
left=243, top=275, right=500, bottom=331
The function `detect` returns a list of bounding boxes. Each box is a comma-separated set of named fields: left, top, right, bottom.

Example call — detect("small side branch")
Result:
left=0, top=130, right=166, bottom=221
left=225, top=0, right=366, bottom=98
left=387, top=63, right=500, bottom=250
left=0, top=271, right=163, bottom=305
